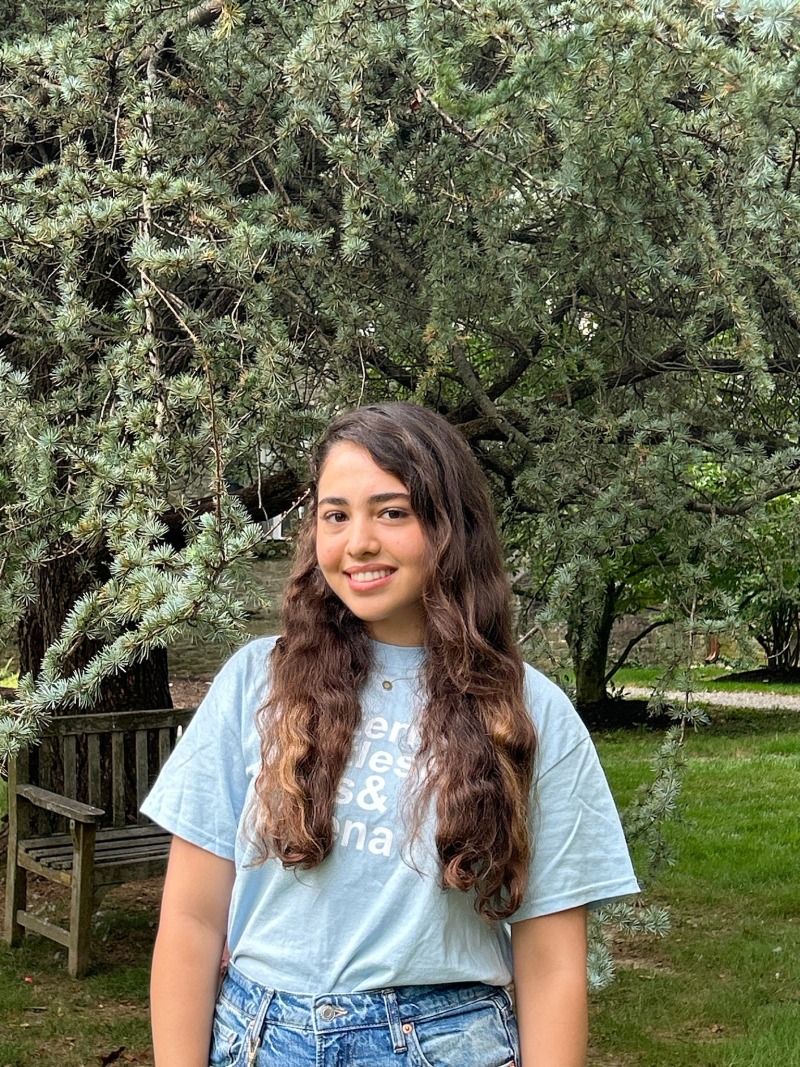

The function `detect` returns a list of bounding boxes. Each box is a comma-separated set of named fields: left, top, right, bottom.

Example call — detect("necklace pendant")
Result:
left=382, top=679, right=393, bottom=691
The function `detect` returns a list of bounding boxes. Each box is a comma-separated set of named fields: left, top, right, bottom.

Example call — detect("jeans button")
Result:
left=320, top=1005, right=336, bottom=1021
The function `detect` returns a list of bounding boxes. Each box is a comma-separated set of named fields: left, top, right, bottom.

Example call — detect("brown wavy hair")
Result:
left=251, top=402, right=536, bottom=920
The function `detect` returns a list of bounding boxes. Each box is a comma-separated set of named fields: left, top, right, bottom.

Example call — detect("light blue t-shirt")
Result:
left=142, top=636, right=639, bottom=993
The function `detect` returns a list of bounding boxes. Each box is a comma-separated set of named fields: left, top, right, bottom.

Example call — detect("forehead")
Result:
left=317, top=442, right=408, bottom=498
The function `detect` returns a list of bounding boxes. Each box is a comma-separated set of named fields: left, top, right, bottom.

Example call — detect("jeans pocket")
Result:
left=407, top=996, right=518, bottom=1067
left=209, top=991, right=249, bottom=1067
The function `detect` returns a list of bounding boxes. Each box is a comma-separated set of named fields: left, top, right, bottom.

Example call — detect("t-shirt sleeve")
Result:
left=508, top=667, right=640, bottom=922
left=140, top=637, right=275, bottom=860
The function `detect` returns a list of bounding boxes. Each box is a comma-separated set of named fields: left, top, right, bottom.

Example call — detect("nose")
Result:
left=346, top=514, right=380, bottom=557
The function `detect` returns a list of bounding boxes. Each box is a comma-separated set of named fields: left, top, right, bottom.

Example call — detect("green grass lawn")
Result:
left=0, top=902, right=156, bottom=1067
left=591, top=706, right=800, bottom=1066
left=1, top=706, right=798, bottom=1066
left=611, top=665, right=800, bottom=696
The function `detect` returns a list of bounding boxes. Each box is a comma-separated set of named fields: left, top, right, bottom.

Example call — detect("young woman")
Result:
left=143, top=402, right=639, bottom=1067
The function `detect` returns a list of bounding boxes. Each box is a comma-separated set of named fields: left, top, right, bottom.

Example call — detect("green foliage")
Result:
left=2, top=2, right=800, bottom=730
left=709, top=495, right=800, bottom=669
left=588, top=700, right=709, bottom=990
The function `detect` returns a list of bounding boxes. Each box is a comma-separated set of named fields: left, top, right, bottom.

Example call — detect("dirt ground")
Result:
left=168, top=678, right=212, bottom=709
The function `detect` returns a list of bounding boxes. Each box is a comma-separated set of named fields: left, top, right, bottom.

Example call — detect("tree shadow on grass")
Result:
left=581, top=699, right=799, bottom=737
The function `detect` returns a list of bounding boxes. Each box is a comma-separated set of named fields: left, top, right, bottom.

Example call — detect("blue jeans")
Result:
left=211, top=962, right=520, bottom=1067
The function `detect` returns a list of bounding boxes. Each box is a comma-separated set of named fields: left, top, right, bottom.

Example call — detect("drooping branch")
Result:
left=450, top=344, right=537, bottom=458
left=686, top=482, right=800, bottom=518
left=605, top=619, right=673, bottom=684
left=553, top=310, right=735, bottom=405
left=161, top=469, right=302, bottom=549
left=186, top=0, right=225, bottom=28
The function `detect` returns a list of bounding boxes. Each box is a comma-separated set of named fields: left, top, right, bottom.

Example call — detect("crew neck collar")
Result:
left=369, top=638, right=425, bottom=671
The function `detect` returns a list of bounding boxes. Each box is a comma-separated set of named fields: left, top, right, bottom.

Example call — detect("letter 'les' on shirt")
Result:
left=141, top=637, right=640, bottom=993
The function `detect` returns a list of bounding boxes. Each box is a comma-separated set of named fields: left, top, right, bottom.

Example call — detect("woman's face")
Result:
left=315, top=442, right=427, bottom=646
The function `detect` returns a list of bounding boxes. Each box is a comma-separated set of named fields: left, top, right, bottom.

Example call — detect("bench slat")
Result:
left=27, top=846, right=172, bottom=871
left=87, top=733, right=101, bottom=808
left=111, top=732, right=125, bottom=827
left=38, top=737, right=56, bottom=794
left=38, top=708, right=195, bottom=737
left=64, top=735, right=77, bottom=800
left=21, top=824, right=169, bottom=853
left=20, top=834, right=172, bottom=872
left=18, top=853, right=73, bottom=886
left=158, top=726, right=172, bottom=770
left=135, top=731, right=149, bottom=825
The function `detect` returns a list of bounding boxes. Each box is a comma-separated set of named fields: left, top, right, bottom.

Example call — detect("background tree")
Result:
left=2, top=0, right=800, bottom=760
left=705, top=490, right=800, bottom=674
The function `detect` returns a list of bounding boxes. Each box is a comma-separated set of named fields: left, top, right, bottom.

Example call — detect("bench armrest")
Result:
left=16, top=784, right=104, bottom=824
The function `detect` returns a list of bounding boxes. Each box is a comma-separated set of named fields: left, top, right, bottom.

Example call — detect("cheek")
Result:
left=315, top=529, right=338, bottom=571
left=405, top=528, right=428, bottom=571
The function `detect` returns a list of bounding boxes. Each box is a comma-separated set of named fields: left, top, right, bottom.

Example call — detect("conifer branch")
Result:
left=686, top=483, right=800, bottom=517
left=186, top=0, right=225, bottom=28
left=137, top=1, right=223, bottom=69
left=413, top=84, right=540, bottom=190
left=450, top=344, right=536, bottom=458
left=605, top=619, right=673, bottom=683
left=142, top=276, right=227, bottom=550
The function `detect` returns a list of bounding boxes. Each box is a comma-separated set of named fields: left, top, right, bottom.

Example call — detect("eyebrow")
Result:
left=318, top=492, right=411, bottom=506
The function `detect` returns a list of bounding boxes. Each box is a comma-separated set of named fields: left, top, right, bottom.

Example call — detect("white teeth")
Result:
left=350, top=570, right=392, bottom=583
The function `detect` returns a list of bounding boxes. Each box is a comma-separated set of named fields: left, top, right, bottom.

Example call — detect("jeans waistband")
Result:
left=220, top=961, right=508, bottom=1034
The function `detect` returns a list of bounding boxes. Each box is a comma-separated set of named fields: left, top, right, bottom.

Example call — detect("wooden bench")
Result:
left=4, top=706, right=195, bottom=977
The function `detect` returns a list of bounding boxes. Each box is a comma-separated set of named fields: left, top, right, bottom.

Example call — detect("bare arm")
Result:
left=150, top=836, right=236, bottom=1067
left=511, top=906, right=588, bottom=1067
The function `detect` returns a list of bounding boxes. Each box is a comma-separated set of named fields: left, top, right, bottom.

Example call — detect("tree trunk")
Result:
left=17, top=550, right=172, bottom=714
left=755, top=602, right=800, bottom=672
left=573, top=642, right=610, bottom=706
left=567, top=580, right=618, bottom=710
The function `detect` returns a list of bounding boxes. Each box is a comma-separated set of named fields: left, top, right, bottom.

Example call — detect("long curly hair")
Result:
left=251, top=402, right=536, bottom=920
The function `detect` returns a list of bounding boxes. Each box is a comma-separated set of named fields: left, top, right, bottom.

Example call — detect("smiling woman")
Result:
left=315, top=442, right=427, bottom=646
left=141, top=402, right=639, bottom=1067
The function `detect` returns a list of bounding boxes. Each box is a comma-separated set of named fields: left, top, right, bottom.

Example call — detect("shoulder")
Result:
left=521, top=662, right=591, bottom=776
left=213, top=634, right=280, bottom=685
left=223, top=633, right=280, bottom=665
left=196, top=635, right=280, bottom=728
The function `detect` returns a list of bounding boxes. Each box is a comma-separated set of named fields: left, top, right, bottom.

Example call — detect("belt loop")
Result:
left=382, top=989, right=407, bottom=1053
left=246, top=988, right=275, bottom=1067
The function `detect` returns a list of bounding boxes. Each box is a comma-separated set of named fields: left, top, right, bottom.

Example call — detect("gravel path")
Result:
left=623, top=686, right=800, bottom=711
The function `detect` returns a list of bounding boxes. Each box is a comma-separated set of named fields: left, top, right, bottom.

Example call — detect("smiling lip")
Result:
left=344, top=567, right=396, bottom=589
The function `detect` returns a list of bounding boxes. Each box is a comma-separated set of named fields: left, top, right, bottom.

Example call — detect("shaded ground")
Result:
left=578, top=699, right=674, bottom=732
left=0, top=874, right=160, bottom=1067
left=720, top=666, right=800, bottom=685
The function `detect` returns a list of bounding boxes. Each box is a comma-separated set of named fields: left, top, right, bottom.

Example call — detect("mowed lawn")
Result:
left=591, top=707, right=800, bottom=1067
left=1, top=705, right=799, bottom=1066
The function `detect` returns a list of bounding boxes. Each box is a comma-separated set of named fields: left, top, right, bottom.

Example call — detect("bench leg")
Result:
left=5, top=758, right=29, bottom=947
left=68, top=820, right=96, bottom=978
left=4, top=852, right=27, bottom=947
